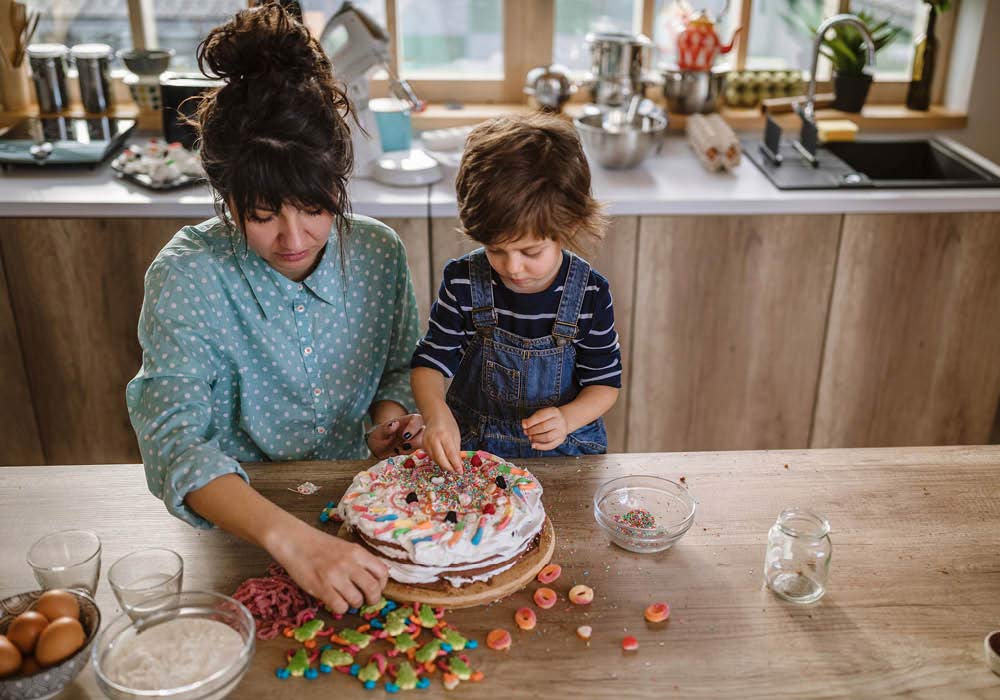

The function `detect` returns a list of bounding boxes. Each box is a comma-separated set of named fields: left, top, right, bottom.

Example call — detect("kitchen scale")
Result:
left=0, top=116, right=135, bottom=167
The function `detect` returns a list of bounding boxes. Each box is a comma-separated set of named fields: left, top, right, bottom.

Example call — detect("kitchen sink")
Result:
left=744, top=137, right=1000, bottom=190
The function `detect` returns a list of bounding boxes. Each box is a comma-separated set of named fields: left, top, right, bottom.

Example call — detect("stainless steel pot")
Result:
left=661, top=66, right=728, bottom=114
left=584, top=31, right=651, bottom=106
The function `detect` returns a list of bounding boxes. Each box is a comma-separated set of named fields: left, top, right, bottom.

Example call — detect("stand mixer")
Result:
left=319, top=1, right=422, bottom=178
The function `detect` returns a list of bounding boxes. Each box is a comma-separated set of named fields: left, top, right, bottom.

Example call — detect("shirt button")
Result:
left=313, top=387, right=323, bottom=396
left=303, top=346, right=313, bottom=356
left=317, top=426, right=326, bottom=434
left=296, top=304, right=305, bottom=313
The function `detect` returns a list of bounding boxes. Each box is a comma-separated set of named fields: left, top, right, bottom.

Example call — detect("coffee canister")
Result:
left=27, top=43, right=70, bottom=113
left=71, top=43, right=115, bottom=113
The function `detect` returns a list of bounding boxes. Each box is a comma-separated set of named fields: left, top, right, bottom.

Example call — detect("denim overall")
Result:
left=446, top=250, right=607, bottom=458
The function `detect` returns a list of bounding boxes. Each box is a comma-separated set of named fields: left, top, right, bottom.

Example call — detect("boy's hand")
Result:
left=423, top=412, right=464, bottom=474
left=522, top=407, right=568, bottom=451
left=365, top=414, right=425, bottom=458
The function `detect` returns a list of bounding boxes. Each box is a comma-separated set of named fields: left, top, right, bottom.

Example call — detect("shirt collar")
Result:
left=235, top=238, right=342, bottom=320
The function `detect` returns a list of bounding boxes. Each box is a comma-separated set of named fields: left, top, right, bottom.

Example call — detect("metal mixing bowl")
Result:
left=118, top=49, right=174, bottom=76
left=661, top=66, right=728, bottom=114
left=574, top=109, right=668, bottom=169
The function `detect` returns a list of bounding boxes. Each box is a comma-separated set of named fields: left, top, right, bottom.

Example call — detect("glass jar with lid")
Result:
left=764, top=507, right=832, bottom=604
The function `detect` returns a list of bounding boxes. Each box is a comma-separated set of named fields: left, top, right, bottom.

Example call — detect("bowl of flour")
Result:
left=92, top=591, right=254, bottom=700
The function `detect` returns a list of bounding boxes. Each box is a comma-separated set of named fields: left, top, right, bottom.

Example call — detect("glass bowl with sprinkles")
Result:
left=593, top=476, right=696, bottom=553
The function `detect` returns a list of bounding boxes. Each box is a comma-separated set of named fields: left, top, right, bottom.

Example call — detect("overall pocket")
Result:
left=482, top=358, right=521, bottom=404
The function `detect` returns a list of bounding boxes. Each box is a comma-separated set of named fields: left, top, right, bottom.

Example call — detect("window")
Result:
left=154, top=1, right=250, bottom=73
left=29, top=0, right=132, bottom=64
left=554, top=0, right=643, bottom=73
left=397, top=0, right=503, bottom=77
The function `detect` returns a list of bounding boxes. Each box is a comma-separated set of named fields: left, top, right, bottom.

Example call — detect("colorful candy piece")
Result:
left=357, top=660, right=382, bottom=688
left=568, top=584, right=594, bottom=605
left=622, top=635, right=639, bottom=651
left=394, top=660, right=420, bottom=690
left=389, top=631, right=419, bottom=655
left=440, top=627, right=469, bottom=651
left=414, top=638, right=443, bottom=664
left=486, top=628, right=512, bottom=651
left=644, top=602, right=670, bottom=623
left=320, top=647, right=354, bottom=671
left=385, top=606, right=414, bottom=636
left=292, top=618, right=325, bottom=642
left=533, top=587, right=557, bottom=609
left=360, top=597, right=389, bottom=617
left=334, top=627, right=373, bottom=649
left=414, top=604, right=439, bottom=629
left=537, top=563, right=562, bottom=584
left=285, top=648, right=311, bottom=677
left=576, top=625, right=592, bottom=641
left=514, top=607, right=537, bottom=631
left=443, top=672, right=461, bottom=690
left=447, top=656, right=472, bottom=681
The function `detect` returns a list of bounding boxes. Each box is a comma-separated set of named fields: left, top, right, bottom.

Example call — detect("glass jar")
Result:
left=764, top=507, right=832, bottom=604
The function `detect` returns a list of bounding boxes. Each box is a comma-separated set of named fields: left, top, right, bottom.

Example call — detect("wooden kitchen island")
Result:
left=2, top=446, right=998, bottom=698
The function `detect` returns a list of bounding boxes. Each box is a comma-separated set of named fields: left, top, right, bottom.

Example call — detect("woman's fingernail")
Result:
left=403, top=432, right=411, bottom=440
left=403, top=442, right=412, bottom=450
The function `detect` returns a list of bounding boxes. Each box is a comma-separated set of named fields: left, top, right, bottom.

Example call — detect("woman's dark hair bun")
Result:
left=198, top=3, right=323, bottom=86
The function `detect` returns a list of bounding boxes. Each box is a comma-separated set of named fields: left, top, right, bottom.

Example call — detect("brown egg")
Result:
left=35, top=617, right=85, bottom=667
left=33, top=590, right=79, bottom=622
left=19, top=655, right=42, bottom=676
left=0, top=635, right=22, bottom=678
left=6, top=611, right=49, bottom=654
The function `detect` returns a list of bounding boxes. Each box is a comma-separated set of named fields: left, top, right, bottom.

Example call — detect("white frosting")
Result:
left=339, top=451, right=545, bottom=586
left=103, top=618, right=244, bottom=690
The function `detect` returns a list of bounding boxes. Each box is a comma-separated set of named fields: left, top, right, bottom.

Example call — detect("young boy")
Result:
left=411, top=113, right=621, bottom=472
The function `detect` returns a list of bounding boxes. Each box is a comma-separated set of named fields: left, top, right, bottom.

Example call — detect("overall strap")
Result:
left=468, top=249, right=497, bottom=331
left=551, top=253, right=591, bottom=344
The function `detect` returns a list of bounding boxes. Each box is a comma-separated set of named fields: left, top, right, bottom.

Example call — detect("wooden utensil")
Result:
left=761, top=93, right=834, bottom=115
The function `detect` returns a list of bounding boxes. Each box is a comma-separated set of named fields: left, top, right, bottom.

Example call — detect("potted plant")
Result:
left=788, top=10, right=903, bottom=113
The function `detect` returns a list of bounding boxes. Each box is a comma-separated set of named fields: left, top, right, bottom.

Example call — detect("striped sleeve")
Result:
left=574, top=276, right=622, bottom=388
left=411, top=263, right=471, bottom=377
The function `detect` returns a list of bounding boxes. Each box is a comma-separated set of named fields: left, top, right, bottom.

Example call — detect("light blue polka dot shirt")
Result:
left=126, top=214, right=420, bottom=529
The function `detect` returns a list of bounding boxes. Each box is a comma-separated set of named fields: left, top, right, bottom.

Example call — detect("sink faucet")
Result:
left=801, top=13, right=876, bottom=123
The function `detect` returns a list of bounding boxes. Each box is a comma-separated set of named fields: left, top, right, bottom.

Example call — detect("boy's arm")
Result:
left=411, top=366, right=464, bottom=473
left=522, top=386, right=618, bottom=451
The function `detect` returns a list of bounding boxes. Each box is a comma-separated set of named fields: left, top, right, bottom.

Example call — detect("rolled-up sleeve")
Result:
left=372, top=233, right=421, bottom=411
left=126, top=261, right=247, bottom=529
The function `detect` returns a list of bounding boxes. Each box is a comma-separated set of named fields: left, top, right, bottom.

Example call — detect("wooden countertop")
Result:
left=2, top=446, right=999, bottom=698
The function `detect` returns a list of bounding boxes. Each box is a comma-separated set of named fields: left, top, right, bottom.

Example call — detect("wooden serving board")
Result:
left=338, top=517, right=555, bottom=609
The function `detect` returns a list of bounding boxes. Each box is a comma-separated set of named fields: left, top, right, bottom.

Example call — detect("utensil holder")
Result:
left=0, top=60, right=32, bottom=111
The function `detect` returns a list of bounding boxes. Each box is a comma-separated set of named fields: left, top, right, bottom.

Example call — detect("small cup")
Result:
left=108, top=547, right=183, bottom=620
left=986, top=630, right=1000, bottom=676
left=26, top=529, right=102, bottom=595
left=370, top=97, right=412, bottom=152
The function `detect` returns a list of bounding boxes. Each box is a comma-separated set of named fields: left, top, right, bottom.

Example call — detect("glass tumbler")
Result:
left=764, top=507, right=832, bottom=604
left=26, top=529, right=102, bottom=594
left=108, top=547, right=184, bottom=620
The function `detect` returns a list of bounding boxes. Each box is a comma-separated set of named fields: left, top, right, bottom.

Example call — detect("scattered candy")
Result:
left=486, top=629, right=512, bottom=651
left=576, top=625, right=592, bottom=641
left=622, top=635, right=639, bottom=651
left=568, top=585, right=594, bottom=605
left=533, top=587, right=557, bottom=609
left=537, top=563, right=562, bottom=584
left=289, top=481, right=320, bottom=495
left=514, top=607, right=537, bottom=631
left=644, top=602, right=670, bottom=623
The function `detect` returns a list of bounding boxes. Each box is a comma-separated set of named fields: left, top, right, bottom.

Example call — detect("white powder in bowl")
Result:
left=104, top=617, right=245, bottom=690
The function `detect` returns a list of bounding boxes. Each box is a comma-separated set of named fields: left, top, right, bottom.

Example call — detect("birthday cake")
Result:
left=338, top=450, right=545, bottom=589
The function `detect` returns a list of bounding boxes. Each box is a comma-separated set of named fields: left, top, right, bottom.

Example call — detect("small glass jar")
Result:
left=764, top=507, right=832, bottom=604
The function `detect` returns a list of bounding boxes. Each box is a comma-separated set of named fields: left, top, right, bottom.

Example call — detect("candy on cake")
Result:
left=338, top=450, right=545, bottom=589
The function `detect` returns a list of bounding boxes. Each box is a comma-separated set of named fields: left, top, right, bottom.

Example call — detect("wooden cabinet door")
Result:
left=381, top=218, right=432, bottom=326
left=812, top=212, right=1000, bottom=447
left=1, top=219, right=182, bottom=464
left=628, top=214, right=842, bottom=452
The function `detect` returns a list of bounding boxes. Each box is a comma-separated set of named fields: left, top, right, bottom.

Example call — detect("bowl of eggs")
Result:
left=0, top=588, right=101, bottom=700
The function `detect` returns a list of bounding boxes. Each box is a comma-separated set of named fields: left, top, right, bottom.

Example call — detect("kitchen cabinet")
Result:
left=812, top=211, right=1000, bottom=447
left=628, top=214, right=842, bottom=452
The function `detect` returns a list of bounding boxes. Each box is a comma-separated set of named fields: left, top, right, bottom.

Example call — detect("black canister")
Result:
left=71, top=44, right=115, bottom=113
left=27, top=43, right=70, bottom=113
left=159, top=75, right=222, bottom=148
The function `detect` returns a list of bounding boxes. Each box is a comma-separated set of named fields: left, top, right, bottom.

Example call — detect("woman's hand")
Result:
left=522, top=406, right=568, bottom=451
left=365, top=413, right=425, bottom=458
left=269, top=518, right=388, bottom=614
left=423, top=411, right=464, bottom=474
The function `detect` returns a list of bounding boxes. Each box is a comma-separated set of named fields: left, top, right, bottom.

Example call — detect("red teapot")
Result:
left=676, top=10, right=740, bottom=71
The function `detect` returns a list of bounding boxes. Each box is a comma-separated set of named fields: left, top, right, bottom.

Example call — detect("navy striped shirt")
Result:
left=412, top=251, right=622, bottom=388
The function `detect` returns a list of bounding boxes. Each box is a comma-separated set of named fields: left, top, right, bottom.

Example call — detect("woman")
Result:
left=126, top=5, right=422, bottom=614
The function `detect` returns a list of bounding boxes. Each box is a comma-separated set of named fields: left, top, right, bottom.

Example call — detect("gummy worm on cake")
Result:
left=336, top=450, right=545, bottom=588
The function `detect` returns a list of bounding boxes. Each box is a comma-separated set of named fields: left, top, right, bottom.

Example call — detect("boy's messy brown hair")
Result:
left=455, top=113, right=607, bottom=257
